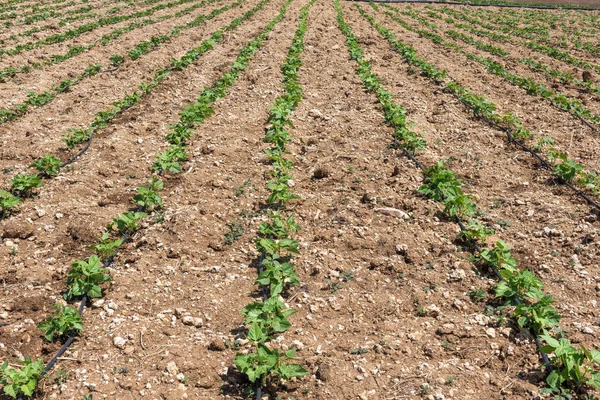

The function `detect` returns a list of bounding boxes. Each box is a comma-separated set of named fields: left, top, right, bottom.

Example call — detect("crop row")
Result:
left=422, top=7, right=600, bottom=97
left=0, top=0, right=127, bottom=27
left=0, top=0, right=200, bottom=59
left=466, top=6, right=600, bottom=55
left=368, top=4, right=600, bottom=213
left=385, top=5, right=600, bottom=132
left=0, top=1, right=131, bottom=46
left=0, top=0, right=283, bottom=396
left=0, top=0, right=267, bottom=219
left=0, top=0, right=233, bottom=124
left=340, top=3, right=600, bottom=397
left=233, top=0, right=316, bottom=397
left=443, top=5, right=600, bottom=75
left=0, top=0, right=221, bottom=81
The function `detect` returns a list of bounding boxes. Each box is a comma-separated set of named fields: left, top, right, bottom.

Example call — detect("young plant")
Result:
left=256, top=254, right=299, bottom=298
left=109, top=54, right=124, bottom=67
left=242, top=297, right=296, bottom=336
left=31, top=154, right=61, bottom=177
left=109, top=212, right=147, bottom=234
left=62, top=128, right=91, bottom=149
left=133, top=177, right=163, bottom=211
left=457, top=220, right=495, bottom=244
left=418, top=162, right=476, bottom=218
left=65, top=255, right=111, bottom=300
left=88, top=232, right=123, bottom=260
left=151, top=145, right=187, bottom=173
left=0, top=357, right=45, bottom=399
left=234, top=344, right=306, bottom=387
left=0, top=190, right=20, bottom=215
left=10, top=174, right=42, bottom=197
left=540, top=335, right=600, bottom=396
left=37, top=303, right=83, bottom=341
left=548, top=149, right=584, bottom=183
left=223, top=221, right=244, bottom=246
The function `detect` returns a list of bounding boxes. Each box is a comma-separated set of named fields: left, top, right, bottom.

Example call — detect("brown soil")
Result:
left=1, top=0, right=600, bottom=399
left=0, top=0, right=151, bottom=46
left=0, top=0, right=205, bottom=71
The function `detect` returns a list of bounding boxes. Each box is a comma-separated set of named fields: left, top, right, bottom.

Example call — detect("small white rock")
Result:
left=113, top=336, right=127, bottom=348
left=374, top=207, right=409, bottom=219
left=166, top=361, right=179, bottom=375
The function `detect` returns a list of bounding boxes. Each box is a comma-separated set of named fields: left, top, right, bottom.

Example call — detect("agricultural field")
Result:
left=1, top=0, right=600, bottom=398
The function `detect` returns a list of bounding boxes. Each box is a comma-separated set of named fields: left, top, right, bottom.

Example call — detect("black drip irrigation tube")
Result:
left=482, top=119, right=600, bottom=213
left=394, top=139, right=553, bottom=373
left=346, top=0, right=600, bottom=11
left=13, top=208, right=139, bottom=400
left=454, top=220, right=553, bottom=372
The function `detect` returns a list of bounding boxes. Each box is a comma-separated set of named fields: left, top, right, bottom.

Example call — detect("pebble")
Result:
left=374, top=207, right=409, bottom=219
left=113, top=336, right=127, bottom=348
left=308, top=109, right=322, bottom=118
left=447, top=269, right=466, bottom=281
left=166, top=361, right=179, bottom=375
left=485, top=327, right=496, bottom=338
left=425, top=304, right=440, bottom=317
left=292, top=340, right=304, bottom=350
left=182, top=316, right=203, bottom=327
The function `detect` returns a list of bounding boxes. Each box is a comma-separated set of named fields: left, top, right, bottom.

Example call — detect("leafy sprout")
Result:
left=38, top=303, right=83, bottom=341
left=0, top=357, right=45, bottom=399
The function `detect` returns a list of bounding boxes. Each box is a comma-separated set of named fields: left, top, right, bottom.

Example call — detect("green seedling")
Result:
left=65, top=255, right=111, bottom=300
left=234, top=344, right=306, bottom=385
left=133, top=177, right=163, bottom=211
left=62, top=128, right=92, bottom=149
left=0, top=357, right=45, bottom=398
left=38, top=303, right=83, bottom=341
left=0, top=190, right=20, bottom=215
left=109, top=212, right=147, bottom=234
left=88, top=232, right=123, bottom=260
left=10, top=174, right=42, bottom=197
left=31, top=154, right=61, bottom=177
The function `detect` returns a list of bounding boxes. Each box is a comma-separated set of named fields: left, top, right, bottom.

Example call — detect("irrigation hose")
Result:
left=14, top=222, right=135, bottom=400
left=347, top=0, right=600, bottom=11
left=393, top=138, right=554, bottom=373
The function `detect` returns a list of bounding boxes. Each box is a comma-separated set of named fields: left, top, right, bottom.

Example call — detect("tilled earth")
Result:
left=0, top=0, right=599, bottom=399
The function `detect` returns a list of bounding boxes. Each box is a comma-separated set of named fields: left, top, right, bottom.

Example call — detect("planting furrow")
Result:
left=364, top=7, right=600, bottom=178
left=444, top=5, right=600, bottom=75
left=0, top=0, right=275, bottom=219
left=420, top=6, right=600, bottom=99
left=338, top=2, right=600, bottom=397
left=382, top=4, right=600, bottom=133
left=0, top=0, right=201, bottom=62
left=358, top=5, right=600, bottom=226
left=0, top=0, right=233, bottom=124
left=0, top=0, right=221, bottom=83
left=232, top=0, right=315, bottom=398
left=0, top=0, right=141, bottom=47
left=468, top=6, right=600, bottom=59
left=0, top=0, right=296, bottom=397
